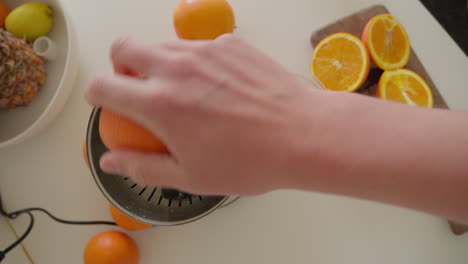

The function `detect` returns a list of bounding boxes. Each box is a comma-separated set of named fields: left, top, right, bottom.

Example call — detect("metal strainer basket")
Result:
left=86, top=108, right=237, bottom=226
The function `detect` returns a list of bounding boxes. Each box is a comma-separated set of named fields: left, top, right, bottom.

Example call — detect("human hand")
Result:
left=85, top=34, right=329, bottom=195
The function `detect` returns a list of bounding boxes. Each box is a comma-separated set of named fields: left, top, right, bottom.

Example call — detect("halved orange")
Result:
left=377, top=69, right=433, bottom=108
left=362, top=14, right=411, bottom=70
left=311, top=33, right=370, bottom=92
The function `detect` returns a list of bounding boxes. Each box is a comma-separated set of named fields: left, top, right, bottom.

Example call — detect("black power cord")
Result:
left=0, top=195, right=116, bottom=263
left=0, top=212, right=34, bottom=262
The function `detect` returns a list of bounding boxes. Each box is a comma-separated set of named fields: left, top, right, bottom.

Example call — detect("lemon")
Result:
left=5, top=2, right=53, bottom=41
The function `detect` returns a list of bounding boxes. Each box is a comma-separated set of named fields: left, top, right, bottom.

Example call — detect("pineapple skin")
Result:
left=0, top=29, right=47, bottom=110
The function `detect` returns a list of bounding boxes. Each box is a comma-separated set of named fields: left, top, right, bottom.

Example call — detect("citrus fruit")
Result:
left=174, top=0, right=235, bottom=40
left=5, top=2, right=53, bottom=41
left=99, top=108, right=167, bottom=152
left=82, top=139, right=89, bottom=167
left=84, top=231, right=139, bottom=264
left=0, top=0, right=9, bottom=28
left=377, top=69, right=433, bottom=108
left=310, top=33, right=370, bottom=92
left=109, top=204, right=152, bottom=231
left=362, top=14, right=411, bottom=70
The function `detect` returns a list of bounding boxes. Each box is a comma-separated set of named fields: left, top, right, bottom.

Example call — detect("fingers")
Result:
left=100, top=150, right=183, bottom=187
left=158, top=38, right=208, bottom=51
left=111, top=37, right=166, bottom=77
left=214, top=33, right=242, bottom=46
left=109, top=35, right=246, bottom=79
left=85, top=73, right=155, bottom=125
left=87, top=35, right=252, bottom=127
left=110, top=35, right=244, bottom=76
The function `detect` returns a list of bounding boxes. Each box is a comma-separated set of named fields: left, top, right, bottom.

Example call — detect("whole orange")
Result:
left=174, top=0, right=235, bottom=40
left=84, top=231, right=139, bottom=264
left=99, top=108, right=167, bottom=152
left=110, top=204, right=152, bottom=231
left=0, top=1, right=9, bottom=28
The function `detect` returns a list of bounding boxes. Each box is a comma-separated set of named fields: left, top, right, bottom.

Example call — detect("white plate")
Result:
left=0, top=0, right=78, bottom=148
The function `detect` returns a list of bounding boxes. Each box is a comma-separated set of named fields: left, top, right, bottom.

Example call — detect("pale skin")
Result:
left=85, top=34, right=468, bottom=224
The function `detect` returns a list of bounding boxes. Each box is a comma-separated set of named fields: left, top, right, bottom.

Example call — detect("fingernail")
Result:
left=100, top=154, right=120, bottom=175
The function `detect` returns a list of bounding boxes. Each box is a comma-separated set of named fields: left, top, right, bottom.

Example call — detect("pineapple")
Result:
left=0, top=29, right=46, bottom=109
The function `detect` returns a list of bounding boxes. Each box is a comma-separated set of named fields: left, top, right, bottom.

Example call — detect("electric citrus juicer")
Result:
left=85, top=107, right=238, bottom=226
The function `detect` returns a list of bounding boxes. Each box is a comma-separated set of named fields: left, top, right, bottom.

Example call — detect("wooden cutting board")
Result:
left=310, top=4, right=467, bottom=235
left=310, top=4, right=448, bottom=109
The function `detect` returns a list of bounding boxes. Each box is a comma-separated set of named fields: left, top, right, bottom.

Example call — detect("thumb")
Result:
left=100, top=150, right=182, bottom=187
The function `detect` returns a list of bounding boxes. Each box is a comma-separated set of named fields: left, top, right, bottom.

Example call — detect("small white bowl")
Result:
left=0, top=0, right=78, bottom=148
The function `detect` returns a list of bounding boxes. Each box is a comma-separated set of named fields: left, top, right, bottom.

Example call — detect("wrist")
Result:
left=276, top=89, right=342, bottom=191
left=282, top=91, right=372, bottom=192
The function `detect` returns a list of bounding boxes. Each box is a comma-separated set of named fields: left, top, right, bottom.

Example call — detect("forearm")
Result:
left=296, top=92, right=468, bottom=223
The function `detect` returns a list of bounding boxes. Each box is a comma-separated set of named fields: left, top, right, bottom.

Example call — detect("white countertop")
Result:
left=0, top=217, right=31, bottom=263
left=1, top=0, right=468, bottom=263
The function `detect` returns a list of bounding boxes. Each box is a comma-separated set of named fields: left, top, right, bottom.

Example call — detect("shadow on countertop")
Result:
left=420, top=0, right=468, bottom=56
